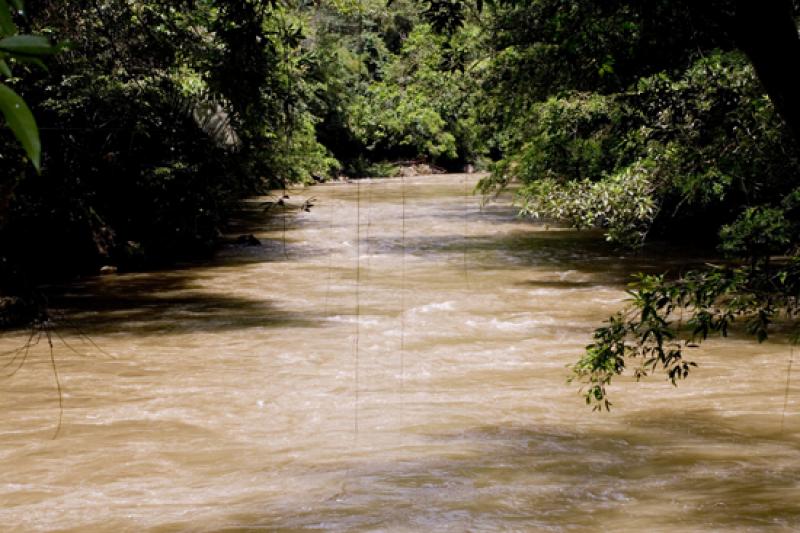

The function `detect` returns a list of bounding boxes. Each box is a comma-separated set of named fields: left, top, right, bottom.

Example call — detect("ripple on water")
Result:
left=1, top=174, right=799, bottom=531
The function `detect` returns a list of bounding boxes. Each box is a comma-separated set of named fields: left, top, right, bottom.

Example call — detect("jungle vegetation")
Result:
left=2, top=0, right=800, bottom=406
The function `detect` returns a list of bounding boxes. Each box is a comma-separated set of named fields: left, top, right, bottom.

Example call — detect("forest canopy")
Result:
left=2, top=0, right=800, bottom=406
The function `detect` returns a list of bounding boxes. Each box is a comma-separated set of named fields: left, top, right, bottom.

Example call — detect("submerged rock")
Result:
left=235, top=234, right=261, bottom=247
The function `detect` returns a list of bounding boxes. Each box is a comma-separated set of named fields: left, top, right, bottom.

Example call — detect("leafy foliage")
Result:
left=0, top=0, right=61, bottom=170
left=4, top=0, right=800, bottom=414
left=518, top=162, right=658, bottom=248
left=573, top=253, right=800, bottom=409
left=429, top=0, right=800, bottom=403
left=0, top=0, right=346, bottom=294
left=311, top=1, right=482, bottom=169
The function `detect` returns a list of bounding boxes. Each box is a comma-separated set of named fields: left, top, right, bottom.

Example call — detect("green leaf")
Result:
left=0, top=58, right=10, bottom=77
left=0, top=0, right=17, bottom=36
left=0, top=35, right=58, bottom=56
left=0, top=82, right=40, bottom=170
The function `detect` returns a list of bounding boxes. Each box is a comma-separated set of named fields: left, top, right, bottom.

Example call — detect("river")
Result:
left=1, top=174, right=798, bottom=531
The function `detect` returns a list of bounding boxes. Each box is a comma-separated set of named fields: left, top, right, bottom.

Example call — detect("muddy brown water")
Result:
left=1, top=174, right=798, bottom=531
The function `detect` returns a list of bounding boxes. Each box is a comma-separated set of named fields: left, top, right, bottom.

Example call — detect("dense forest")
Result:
left=3, top=0, right=800, bottom=403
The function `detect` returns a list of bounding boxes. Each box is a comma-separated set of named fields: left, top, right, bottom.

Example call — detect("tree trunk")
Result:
left=732, top=0, right=800, bottom=142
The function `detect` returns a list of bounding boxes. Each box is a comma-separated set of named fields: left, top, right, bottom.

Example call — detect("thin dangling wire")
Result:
left=323, top=186, right=336, bottom=317
left=282, top=195, right=289, bottom=260
left=463, top=173, right=470, bottom=287
left=45, top=327, right=63, bottom=440
left=5, top=321, right=117, bottom=440
left=365, top=180, right=372, bottom=278
left=2, top=327, right=38, bottom=376
left=354, top=179, right=361, bottom=435
left=279, top=7, right=293, bottom=261
left=781, top=342, right=795, bottom=433
left=400, top=175, right=407, bottom=389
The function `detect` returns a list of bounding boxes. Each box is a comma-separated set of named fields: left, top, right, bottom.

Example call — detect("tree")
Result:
left=415, top=0, right=800, bottom=405
left=727, top=0, right=800, bottom=143
left=0, top=0, right=339, bottom=301
left=423, top=0, right=800, bottom=145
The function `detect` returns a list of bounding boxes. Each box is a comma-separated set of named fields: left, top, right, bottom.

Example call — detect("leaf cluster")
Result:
left=0, top=0, right=62, bottom=171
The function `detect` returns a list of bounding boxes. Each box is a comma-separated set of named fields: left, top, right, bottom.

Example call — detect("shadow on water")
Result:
left=363, top=229, right=710, bottom=280
left=517, top=279, right=611, bottom=289
left=218, top=410, right=800, bottom=531
left=224, top=181, right=711, bottom=288
left=33, top=180, right=712, bottom=338
left=44, top=269, right=325, bottom=337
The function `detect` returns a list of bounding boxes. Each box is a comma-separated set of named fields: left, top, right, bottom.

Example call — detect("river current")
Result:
left=1, top=174, right=798, bottom=531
